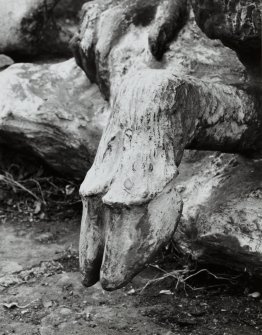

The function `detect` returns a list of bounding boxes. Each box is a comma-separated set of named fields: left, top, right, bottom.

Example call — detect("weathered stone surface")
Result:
left=75, top=0, right=262, bottom=290
left=0, top=0, right=87, bottom=57
left=72, top=0, right=253, bottom=100
left=72, top=0, right=194, bottom=99
left=191, top=0, right=262, bottom=77
left=0, top=58, right=108, bottom=179
left=79, top=68, right=260, bottom=290
left=176, top=151, right=262, bottom=275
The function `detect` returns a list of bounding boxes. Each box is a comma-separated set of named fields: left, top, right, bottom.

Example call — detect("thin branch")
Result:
left=1, top=174, right=41, bottom=202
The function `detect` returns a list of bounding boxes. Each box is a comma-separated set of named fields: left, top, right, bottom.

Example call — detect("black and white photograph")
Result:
left=0, top=0, right=261, bottom=334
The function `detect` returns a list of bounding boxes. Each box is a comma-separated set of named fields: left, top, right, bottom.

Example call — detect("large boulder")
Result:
left=0, top=0, right=87, bottom=58
left=0, top=59, right=108, bottom=179
left=73, top=0, right=262, bottom=290
left=176, top=151, right=262, bottom=275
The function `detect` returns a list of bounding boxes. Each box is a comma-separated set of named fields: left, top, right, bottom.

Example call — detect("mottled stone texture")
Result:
left=79, top=70, right=261, bottom=290
left=176, top=151, right=262, bottom=276
left=73, top=0, right=262, bottom=290
left=0, top=59, right=108, bottom=179
left=72, top=0, right=190, bottom=100
left=191, top=0, right=262, bottom=76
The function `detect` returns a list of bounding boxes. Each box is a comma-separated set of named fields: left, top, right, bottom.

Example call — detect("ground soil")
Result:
left=0, top=184, right=262, bottom=335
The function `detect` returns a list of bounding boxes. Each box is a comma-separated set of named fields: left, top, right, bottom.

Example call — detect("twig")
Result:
left=183, top=268, right=240, bottom=284
left=1, top=174, right=41, bottom=202
left=139, top=264, right=241, bottom=294
left=26, top=178, right=46, bottom=204
left=2, top=299, right=38, bottom=309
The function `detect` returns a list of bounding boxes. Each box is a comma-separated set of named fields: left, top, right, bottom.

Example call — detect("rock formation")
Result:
left=0, top=59, right=108, bottom=179
left=176, top=151, right=262, bottom=276
left=191, top=0, right=261, bottom=78
left=73, top=0, right=262, bottom=290
left=0, top=0, right=260, bottom=290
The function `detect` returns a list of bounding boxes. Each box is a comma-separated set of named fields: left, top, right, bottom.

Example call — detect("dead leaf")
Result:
left=248, top=292, right=261, bottom=298
left=159, top=290, right=173, bottom=295
left=127, top=288, right=136, bottom=295
left=21, top=309, right=29, bottom=315
left=34, top=201, right=42, bottom=214
left=65, top=185, right=75, bottom=196
left=3, top=302, right=18, bottom=309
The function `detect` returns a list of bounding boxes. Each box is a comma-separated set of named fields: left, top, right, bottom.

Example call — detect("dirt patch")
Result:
left=0, top=183, right=262, bottom=335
